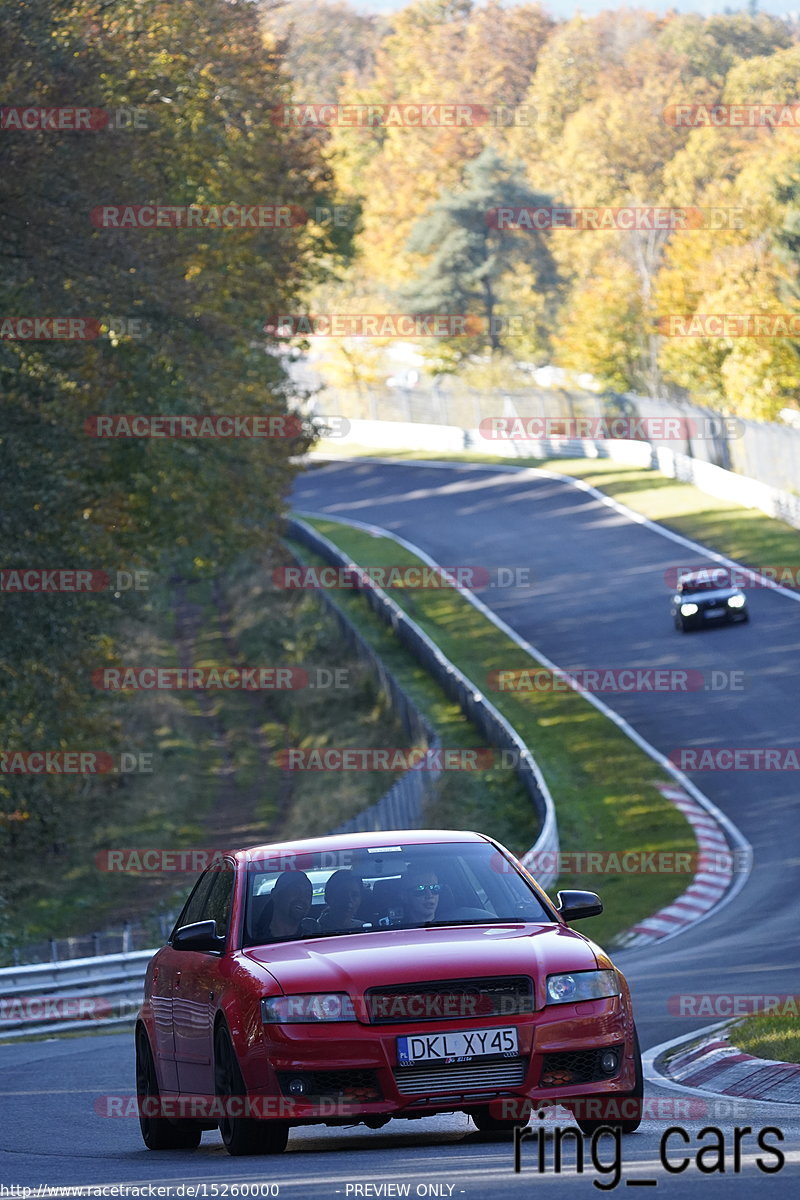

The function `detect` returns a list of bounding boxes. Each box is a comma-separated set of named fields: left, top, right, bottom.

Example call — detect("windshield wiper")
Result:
left=421, top=918, right=515, bottom=927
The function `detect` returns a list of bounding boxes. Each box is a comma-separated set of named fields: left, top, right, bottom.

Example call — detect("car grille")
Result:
left=277, top=1068, right=382, bottom=1102
left=367, top=976, right=534, bottom=1023
left=539, top=1046, right=623, bottom=1086
left=394, top=1056, right=528, bottom=1095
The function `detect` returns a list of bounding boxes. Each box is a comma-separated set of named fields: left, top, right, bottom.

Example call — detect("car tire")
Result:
left=470, top=1100, right=532, bottom=1132
left=136, top=1027, right=202, bottom=1150
left=214, top=1024, right=289, bottom=1156
left=673, top=615, right=686, bottom=632
left=572, top=1028, right=643, bottom=1136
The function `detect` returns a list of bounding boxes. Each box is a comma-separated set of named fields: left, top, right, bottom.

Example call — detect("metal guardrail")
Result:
left=6, top=913, right=178, bottom=968
left=0, top=949, right=153, bottom=1039
left=0, top=948, right=154, bottom=993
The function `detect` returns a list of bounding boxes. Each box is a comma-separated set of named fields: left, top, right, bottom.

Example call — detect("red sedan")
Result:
left=135, top=829, right=642, bottom=1155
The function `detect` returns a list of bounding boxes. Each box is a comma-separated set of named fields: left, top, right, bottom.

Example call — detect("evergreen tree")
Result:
left=403, top=148, right=558, bottom=354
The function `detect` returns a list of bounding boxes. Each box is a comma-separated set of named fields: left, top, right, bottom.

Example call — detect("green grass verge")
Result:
left=295, top=515, right=697, bottom=949
left=729, top=1012, right=800, bottom=1064
left=529, top=457, right=800, bottom=567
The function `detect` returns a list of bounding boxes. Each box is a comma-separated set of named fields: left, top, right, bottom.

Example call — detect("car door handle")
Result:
left=175, top=971, right=181, bottom=986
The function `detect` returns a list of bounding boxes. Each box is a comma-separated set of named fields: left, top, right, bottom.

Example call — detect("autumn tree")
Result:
left=327, top=1, right=553, bottom=289
left=0, top=0, right=342, bottom=918
left=403, top=147, right=558, bottom=356
left=657, top=11, right=793, bottom=85
left=261, top=0, right=385, bottom=98
left=256, top=3, right=800, bottom=416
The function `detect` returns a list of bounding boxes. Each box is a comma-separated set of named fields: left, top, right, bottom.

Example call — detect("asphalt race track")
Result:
left=3, top=458, right=799, bottom=1196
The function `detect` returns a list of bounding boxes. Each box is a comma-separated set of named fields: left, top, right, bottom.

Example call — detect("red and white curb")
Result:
left=620, top=783, right=745, bottom=947
left=644, top=1022, right=800, bottom=1111
left=663, top=1027, right=800, bottom=1104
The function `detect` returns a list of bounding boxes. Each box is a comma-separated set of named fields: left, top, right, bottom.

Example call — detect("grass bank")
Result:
left=5, top=560, right=414, bottom=958
left=730, top=1012, right=800, bottom=1064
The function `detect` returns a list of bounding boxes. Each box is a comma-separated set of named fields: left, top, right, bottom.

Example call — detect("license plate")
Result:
left=705, top=607, right=726, bottom=618
left=396, top=1026, right=518, bottom=1065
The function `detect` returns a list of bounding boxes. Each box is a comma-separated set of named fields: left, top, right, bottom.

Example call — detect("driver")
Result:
left=259, top=870, right=317, bottom=941
left=319, top=870, right=367, bottom=931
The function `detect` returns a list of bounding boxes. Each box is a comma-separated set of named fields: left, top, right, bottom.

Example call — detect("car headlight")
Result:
left=261, top=993, right=357, bottom=1023
left=680, top=603, right=698, bottom=616
left=545, top=970, right=620, bottom=1005
left=727, top=594, right=746, bottom=608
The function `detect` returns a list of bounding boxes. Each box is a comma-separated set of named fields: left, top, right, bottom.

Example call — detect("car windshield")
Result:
left=678, top=572, right=730, bottom=593
left=242, top=840, right=553, bottom=947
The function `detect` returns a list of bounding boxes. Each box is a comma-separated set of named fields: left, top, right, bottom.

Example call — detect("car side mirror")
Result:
left=556, top=890, right=603, bottom=921
left=172, top=919, right=226, bottom=952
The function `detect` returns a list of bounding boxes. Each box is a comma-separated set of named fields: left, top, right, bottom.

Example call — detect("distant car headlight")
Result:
left=680, top=603, right=699, bottom=616
left=261, top=994, right=357, bottom=1023
left=727, top=594, right=746, bottom=608
left=545, top=969, right=620, bottom=1005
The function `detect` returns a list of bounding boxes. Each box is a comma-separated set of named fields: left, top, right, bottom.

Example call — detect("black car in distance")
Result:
left=670, top=568, right=749, bottom=632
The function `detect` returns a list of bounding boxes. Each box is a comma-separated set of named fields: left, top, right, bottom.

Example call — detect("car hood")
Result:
left=678, top=588, right=740, bottom=603
left=243, top=922, right=599, bottom=1004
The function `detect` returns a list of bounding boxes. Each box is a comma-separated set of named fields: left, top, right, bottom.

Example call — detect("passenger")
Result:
left=258, top=870, right=317, bottom=941
left=318, top=870, right=366, bottom=931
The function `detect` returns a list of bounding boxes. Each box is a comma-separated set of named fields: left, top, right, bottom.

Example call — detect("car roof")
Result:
left=678, top=568, right=729, bottom=584
left=234, top=828, right=490, bottom=865
left=677, top=571, right=733, bottom=591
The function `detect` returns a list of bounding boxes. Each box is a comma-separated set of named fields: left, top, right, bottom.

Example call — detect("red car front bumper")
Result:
left=240, top=997, right=636, bottom=1123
